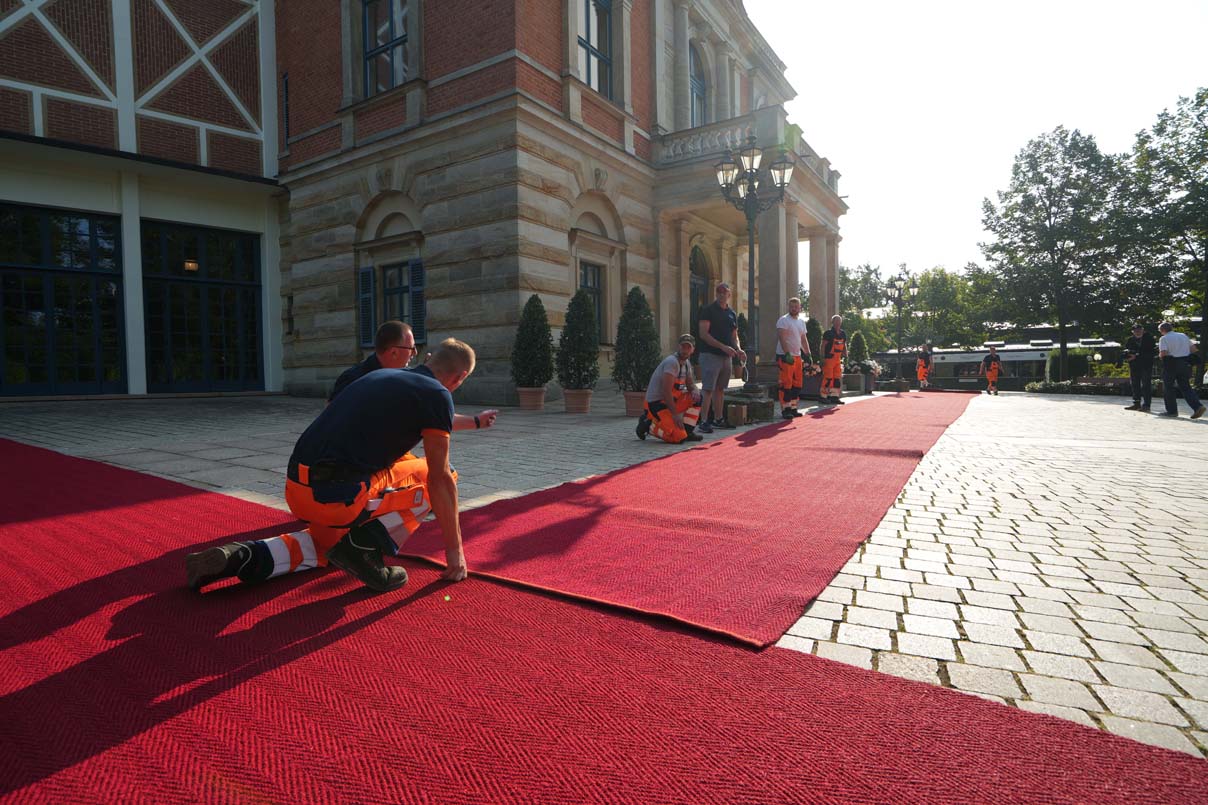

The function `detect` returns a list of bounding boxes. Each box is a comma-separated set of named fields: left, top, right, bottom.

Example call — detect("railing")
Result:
left=655, top=112, right=840, bottom=196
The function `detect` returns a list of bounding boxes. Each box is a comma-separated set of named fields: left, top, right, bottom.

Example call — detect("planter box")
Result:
left=516, top=386, right=546, bottom=410
left=622, top=390, right=646, bottom=417
left=801, top=374, right=823, bottom=400
left=563, top=388, right=592, bottom=413
left=864, top=374, right=876, bottom=394
left=842, top=373, right=864, bottom=392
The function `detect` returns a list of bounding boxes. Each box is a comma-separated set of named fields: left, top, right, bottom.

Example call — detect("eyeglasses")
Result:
left=390, top=343, right=418, bottom=353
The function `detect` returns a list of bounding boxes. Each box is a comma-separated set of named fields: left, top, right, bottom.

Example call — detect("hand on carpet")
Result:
left=443, top=552, right=468, bottom=581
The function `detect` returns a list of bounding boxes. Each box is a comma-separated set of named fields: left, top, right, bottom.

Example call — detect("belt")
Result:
left=287, top=460, right=367, bottom=486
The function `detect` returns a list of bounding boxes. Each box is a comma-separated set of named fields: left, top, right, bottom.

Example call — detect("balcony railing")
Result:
left=655, top=111, right=840, bottom=196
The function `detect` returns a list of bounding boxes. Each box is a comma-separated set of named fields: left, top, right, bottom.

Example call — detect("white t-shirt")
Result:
left=775, top=314, right=808, bottom=356
left=645, top=354, right=693, bottom=402
left=1159, top=331, right=1192, bottom=358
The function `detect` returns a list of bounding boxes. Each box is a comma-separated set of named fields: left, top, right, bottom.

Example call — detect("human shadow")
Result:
left=0, top=536, right=446, bottom=795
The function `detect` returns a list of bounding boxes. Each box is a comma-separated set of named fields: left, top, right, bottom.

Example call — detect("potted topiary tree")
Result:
left=511, top=294, right=555, bottom=410
left=846, top=331, right=878, bottom=394
left=557, top=289, right=600, bottom=413
left=612, top=286, right=661, bottom=416
left=802, top=316, right=824, bottom=400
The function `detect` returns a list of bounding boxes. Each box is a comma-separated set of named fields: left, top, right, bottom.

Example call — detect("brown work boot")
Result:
left=1193, top=405, right=1206, bottom=420
left=1123, top=403, right=1141, bottom=411
left=186, top=543, right=248, bottom=590
left=326, top=532, right=408, bottom=592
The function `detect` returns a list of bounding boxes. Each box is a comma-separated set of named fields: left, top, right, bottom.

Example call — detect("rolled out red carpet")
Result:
left=0, top=440, right=1204, bottom=803
left=404, top=393, right=973, bottom=645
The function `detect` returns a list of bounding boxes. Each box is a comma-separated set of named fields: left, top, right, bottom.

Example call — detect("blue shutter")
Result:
left=409, top=259, right=426, bottom=343
left=358, top=265, right=375, bottom=347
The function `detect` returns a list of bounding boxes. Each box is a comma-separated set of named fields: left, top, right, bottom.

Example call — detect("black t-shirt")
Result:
left=982, top=354, right=1001, bottom=370
left=822, top=329, right=847, bottom=359
left=698, top=301, right=737, bottom=355
left=295, top=365, right=454, bottom=474
left=328, top=353, right=383, bottom=402
left=1125, top=334, right=1156, bottom=367
left=918, top=352, right=932, bottom=368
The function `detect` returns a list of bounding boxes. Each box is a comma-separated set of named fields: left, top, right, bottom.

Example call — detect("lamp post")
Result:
left=886, top=271, right=918, bottom=387
left=714, top=135, right=794, bottom=390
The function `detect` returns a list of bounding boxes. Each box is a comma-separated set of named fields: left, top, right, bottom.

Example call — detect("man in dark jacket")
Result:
left=1122, top=323, right=1157, bottom=411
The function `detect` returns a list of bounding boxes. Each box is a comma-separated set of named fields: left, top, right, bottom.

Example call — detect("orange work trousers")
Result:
left=644, top=388, right=701, bottom=444
left=985, top=368, right=999, bottom=390
left=821, top=357, right=843, bottom=398
left=916, top=361, right=930, bottom=383
left=284, top=452, right=455, bottom=560
left=778, top=355, right=804, bottom=405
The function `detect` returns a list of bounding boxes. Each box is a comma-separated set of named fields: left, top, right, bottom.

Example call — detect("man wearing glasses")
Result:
left=328, top=320, right=418, bottom=402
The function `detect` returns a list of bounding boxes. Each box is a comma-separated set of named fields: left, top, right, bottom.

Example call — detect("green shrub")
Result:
left=1045, top=348, right=1093, bottom=381
left=849, top=331, right=869, bottom=363
left=612, top=286, right=661, bottom=392
left=510, top=294, right=555, bottom=388
left=556, top=289, right=600, bottom=389
left=1024, top=380, right=1124, bottom=396
left=805, top=316, right=822, bottom=358
left=736, top=312, right=749, bottom=349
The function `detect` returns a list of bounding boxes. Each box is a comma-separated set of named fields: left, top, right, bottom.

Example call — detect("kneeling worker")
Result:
left=186, top=338, right=480, bottom=593
left=636, top=334, right=703, bottom=443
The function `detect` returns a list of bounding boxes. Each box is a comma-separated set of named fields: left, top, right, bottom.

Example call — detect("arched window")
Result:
left=690, top=45, right=708, bottom=127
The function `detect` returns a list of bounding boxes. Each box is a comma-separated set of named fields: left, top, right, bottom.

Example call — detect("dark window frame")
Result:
left=690, top=44, right=708, bottom=127
left=578, top=0, right=613, bottom=99
left=578, top=259, right=604, bottom=343
left=363, top=0, right=409, bottom=99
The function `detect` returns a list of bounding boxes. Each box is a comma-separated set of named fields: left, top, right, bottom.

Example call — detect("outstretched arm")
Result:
left=421, top=430, right=466, bottom=581
left=452, top=410, right=499, bottom=432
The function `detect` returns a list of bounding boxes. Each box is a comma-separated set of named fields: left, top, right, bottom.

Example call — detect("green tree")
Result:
left=839, top=263, right=885, bottom=314
left=612, top=287, right=661, bottom=392
left=1131, top=88, right=1208, bottom=333
left=981, top=126, right=1118, bottom=380
left=556, top=289, right=600, bottom=389
left=848, top=330, right=869, bottom=364
left=805, top=316, right=822, bottom=358
left=838, top=310, right=889, bottom=354
left=909, top=267, right=977, bottom=348
left=510, top=294, right=554, bottom=388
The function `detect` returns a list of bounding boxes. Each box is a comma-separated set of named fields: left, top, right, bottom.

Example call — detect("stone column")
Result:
left=677, top=221, right=691, bottom=338
left=672, top=0, right=690, bottom=130
left=827, top=235, right=840, bottom=319
left=118, top=171, right=145, bottom=394
left=616, top=0, right=634, bottom=115
left=784, top=205, right=799, bottom=303
left=807, top=230, right=829, bottom=325
left=655, top=215, right=675, bottom=350
left=652, top=0, right=669, bottom=133
left=716, top=45, right=732, bottom=120
left=756, top=205, right=787, bottom=365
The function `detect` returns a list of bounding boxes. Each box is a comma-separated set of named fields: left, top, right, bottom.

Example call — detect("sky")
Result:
left=744, top=0, right=1208, bottom=284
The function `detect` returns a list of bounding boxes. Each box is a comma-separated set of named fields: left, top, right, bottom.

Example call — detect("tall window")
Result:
left=690, top=45, right=708, bottom=127
left=578, top=0, right=612, bottom=99
left=579, top=261, right=604, bottom=342
left=363, top=0, right=408, bottom=98
left=358, top=259, right=426, bottom=348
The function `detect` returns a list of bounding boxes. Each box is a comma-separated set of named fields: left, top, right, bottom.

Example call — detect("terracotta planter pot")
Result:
left=622, top=391, right=646, bottom=417
left=516, top=386, right=546, bottom=411
left=563, top=388, right=593, bottom=414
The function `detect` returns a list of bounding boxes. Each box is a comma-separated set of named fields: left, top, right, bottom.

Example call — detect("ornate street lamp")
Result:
left=714, top=135, right=793, bottom=383
left=886, top=271, right=918, bottom=386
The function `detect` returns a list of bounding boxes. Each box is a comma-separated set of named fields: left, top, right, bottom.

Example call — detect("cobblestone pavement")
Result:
left=2, top=391, right=1206, bottom=757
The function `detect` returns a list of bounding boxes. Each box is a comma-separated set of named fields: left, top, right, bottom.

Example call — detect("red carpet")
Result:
left=404, top=393, right=973, bottom=646
left=1, top=439, right=1205, bottom=803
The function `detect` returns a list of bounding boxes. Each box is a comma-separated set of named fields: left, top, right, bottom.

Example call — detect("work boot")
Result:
left=186, top=543, right=249, bottom=591
left=782, top=408, right=796, bottom=420
left=1193, top=405, right=1206, bottom=420
left=1124, top=403, right=1141, bottom=411
left=832, top=397, right=845, bottom=405
left=790, top=408, right=803, bottom=417
left=1140, top=405, right=1150, bottom=412
left=1158, top=411, right=1178, bottom=418
left=635, top=415, right=650, bottom=440
left=326, top=531, right=408, bottom=592
left=682, top=432, right=704, bottom=442
left=697, top=420, right=714, bottom=434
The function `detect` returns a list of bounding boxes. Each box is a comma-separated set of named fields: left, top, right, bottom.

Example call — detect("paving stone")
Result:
left=814, top=641, right=873, bottom=670
left=1019, top=612, right=1083, bottom=636
left=1141, top=629, right=1208, bottom=654
left=1129, top=612, right=1197, bottom=633
left=846, top=606, right=899, bottom=630
left=1093, top=687, right=1189, bottom=726
left=1169, top=672, right=1208, bottom=699
left=946, top=663, right=1022, bottom=698
left=854, top=590, right=905, bottom=613
left=837, top=623, right=892, bottom=651
left=1089, top=640, right=1167, bottom=670
left=776, top=635, right=815, bottom=654
left=1017, top=598, right=1074, bottom=618
left=963, top=623, right=1024, bottom=648
left=924, top=573, right=971, bottom=590
left=816, top=587, right=853, bottom=605
left=1015, top=700, right=1096, bottom=728
left=801, top=601, right=844, bottom=621
left=876, top=653, right=940, bottom=684
left=1080, top=621, right=1147, bottom=645
left=863, top=577, right=913, bottom=596
left=1071, top=605, right=1134, bottom=626
left=1019, top=675, right=1101, bottom=711
left=1160, top=649, right=1208, bottom=676
left=895, top=632, right=957, bottom=661
left=1092, top=662, right=1179, bottom=695
left=1023, top=631, right=1093, bottom=658
left=957, top=642, right=1027, bottom=672
left=786, top=617, right=835, bottom=641
left=1099, top=716, right=1201, bottom=754
left=902, top=614, right=960, bottom=639
left=959, top=604, right=1020, bottom=629
left=1023, top=652, right=1101, bottom=683
left=911, top=584, right=963, bottom=603
left=1175, top=698, right=1208, bottom=730
left=906, top=598, right=959, bottom=619
left=962, top=590, right=1016, bottom=611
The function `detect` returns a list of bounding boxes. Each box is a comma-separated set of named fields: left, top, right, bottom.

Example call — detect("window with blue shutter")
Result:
left=409, top=258, right=425, bottom=344
left=358, top=265, right=375, bottom=347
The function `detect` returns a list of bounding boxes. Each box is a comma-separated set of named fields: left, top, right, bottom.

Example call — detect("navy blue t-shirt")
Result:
left=328, top=353, right=383, bottom=402
left=698, top=301, right=737, bottom=355
left=294, top=365, right=454, bottom=474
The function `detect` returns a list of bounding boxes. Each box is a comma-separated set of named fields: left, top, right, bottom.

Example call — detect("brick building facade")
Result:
left=1, top=0, right=843, bottom=402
